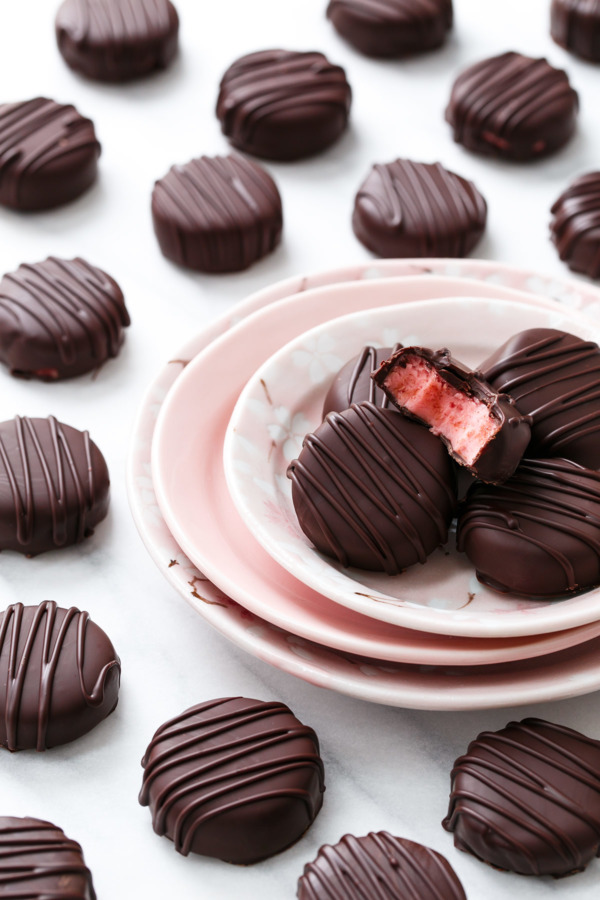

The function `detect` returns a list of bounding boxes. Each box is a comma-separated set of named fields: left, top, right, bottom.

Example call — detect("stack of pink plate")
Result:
left=128, top=259, right=600, bottom=710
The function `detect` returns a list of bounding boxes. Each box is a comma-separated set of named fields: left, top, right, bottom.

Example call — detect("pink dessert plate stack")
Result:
left=128, top=259, right=600, bottom=710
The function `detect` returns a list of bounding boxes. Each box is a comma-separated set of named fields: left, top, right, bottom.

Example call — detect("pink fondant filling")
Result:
left=384, top=357, right=499, bottom=465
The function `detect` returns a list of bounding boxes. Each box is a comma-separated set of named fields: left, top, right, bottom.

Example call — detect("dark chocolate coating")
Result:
left=152, top=154, right=283, bottom=272
left=445, top=52, right=579, bottom=160
left=457, top=457, right=600, bottom=597
left=0, top=97, right=100, bottom=210
left=327, top=0, right=453, bottom=58
left=0, top=601, right=120, bottom=751
left=55, top=0, right=179, bottom=82
left=374, top=346, right=531, bottom=483
left=551, top=0, right=600, bottom=61
left=443, top=717, right=600, bottom=876
left=0, top=256, right=130, bottom=380
left=550, top=172, right=600, bottom=278
left=297, top=832, right=466, bottom=899
left=352, top=159, right=487, bottom=259
left=480, top=328, right=600, bottom=467
left=139, top=697, right=325, bottom=864
left=0, top=817, right=96, bottom=898
left=0, top=416, right=110, bottom=555
left=287, top=402, right=456, bottom=574
left=322, top=345, right=400, bottom=417
left=216, top=50, right=352, bottom=161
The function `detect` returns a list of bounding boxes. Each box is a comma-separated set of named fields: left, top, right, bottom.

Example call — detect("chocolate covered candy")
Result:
left=551, top=0, right=600, bottom=61
left=287, top=402, right=456, bottom=574
left=445, top=52, right=578, bottom=160
left=443, top=717, right=600, bottom=877
left=352, top=159, right=487, bottom=259
left=0, top=416, right=110, bottom=555
left=0, top=601, right=120, bottom=751
left=0, top=97, right=100, bottom=210
left=0, top=817, right=96, bottom=898
left=56, top=0, right=179, bottom=82
left=457, top=457, right=600, bottom=597
left=480, top=328, right=600, bottom=468
left=152, top=154, right=283, bottom=272
left=0, top=257, right=130, bottom=379
left=298, top=832, right=466, bottom=899
left=216, top=50, right=352, bottom=161
left=550, top=172, right=600, bottom=278
left=373, top=346, right=531, bottom=483
left=139, top=697, right=325, bottom=864
left=322, top=345, right=400, bottom=417
left=326, top=0, right=453, bottom=58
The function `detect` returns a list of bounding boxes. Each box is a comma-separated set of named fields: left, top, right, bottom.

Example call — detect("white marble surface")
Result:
left=1, top=0, right=600, bottom=897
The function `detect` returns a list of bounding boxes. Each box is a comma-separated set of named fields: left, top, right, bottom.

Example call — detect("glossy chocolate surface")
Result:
left=56, top=0, right=179, bottom=82
left=0, top=97, right=100, bottom=210
left=0, top=256, right=130, bottom=379
left=0, top=416, right=110, bottom=555
left=374, top=346, right=531, bottom=483
left=551, top=172, right=600, bottom=278
left=551, top=0, right=600, bottom=61
left=0, top=817, right=96, bottom=898
left=287, top=402, right=456, bottom=573
left=443, top=717, right=600, bottom=876
left=352, top=158, right=486, bottom=258
left=0, top=601, right=120, bottom=751
left=445, top=52, right=578, bottom=160
left=457, top=457, right=600, bottom=597
left=327, top=0, right=453, bottom=58
left=216, top=50, right=352, bottom=161
left=298, top=831, right=466, bottom=899
left=139, top=697, right=325, bottom=864
left=152, top=154, right=283, bottom=272
left=480, top=328, right=600, bottom=467
left=322, top=345, right=400, bottom=417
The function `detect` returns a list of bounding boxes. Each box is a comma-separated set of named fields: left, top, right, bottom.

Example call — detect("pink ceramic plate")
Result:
left=128, top=260, right=600, bottom=708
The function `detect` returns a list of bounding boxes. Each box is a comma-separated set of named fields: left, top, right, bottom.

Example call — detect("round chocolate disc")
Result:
left=152, top=154, right=283, bottom=272
left=550, top=172, right=600, bottom=278
left=216, top=49, right=352, bottom=161
left=55, top=0, right=179, bottom=82
left=322, top=345, right=400, bottom=417
left=0, top=256, right=130, bottom=380
left=0, top=415, right=110, bottom=555
left=0, top=97, right=100, bottom=210
left=352, top=159, right=487, bottom=258
left=551, top=0, right=600, bottom=61
left=139, top=697, right=325, bottom=864
left=0, top=601, right=120, bottom=751
left=445, top=51, right=579, bottom=160
left=327, top=0, right=453, bottom=58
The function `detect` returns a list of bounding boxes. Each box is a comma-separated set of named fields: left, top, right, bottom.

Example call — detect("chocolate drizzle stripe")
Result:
left=76, top=0, right=172, bottom=40
left=347, top=344, right=402, bottom=406
left=329, top=0, right=449, bottom=19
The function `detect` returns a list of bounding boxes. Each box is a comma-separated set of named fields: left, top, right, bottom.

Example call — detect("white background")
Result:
left=1, top=0, right=600, bottom=897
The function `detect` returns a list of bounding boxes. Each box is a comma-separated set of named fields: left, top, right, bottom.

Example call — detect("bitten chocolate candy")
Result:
left=480, top=328, right=600, bottom=468
left=352, top=159, right=487, bottom=259
left=457, top=457, right=600, bottom=597
left=139, top=697, right=325, bottom=864
left=327, top=0, right=453, bottom=58
left=373, top=346, right=531, bottom=483
left=0, top=257, right=130, bottom=379
left=550, top=172, right=600, bottom=278
left=0, top=416, right=110, bottom=555
left=287, top=402, right=456, bottom=573
left=551, top=0, right=600, bottom=61
left=55, top=0, right=179, bottom=82
left=443, top=718, right=600, bottom=876
left=0, top=602, right=120, bottom=751
left=151, top=154, right=283, bottom=272
left=0, top=97, right=100, bottom=210
left=216, top=50, right=352, bottom=161
left=445, top=52, right=578, bottom=160
left=322, top=345, right=400, bottom=417
left=0, top=817, right=96, bottom=898
left=298, top=832, right=466, bottom=899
